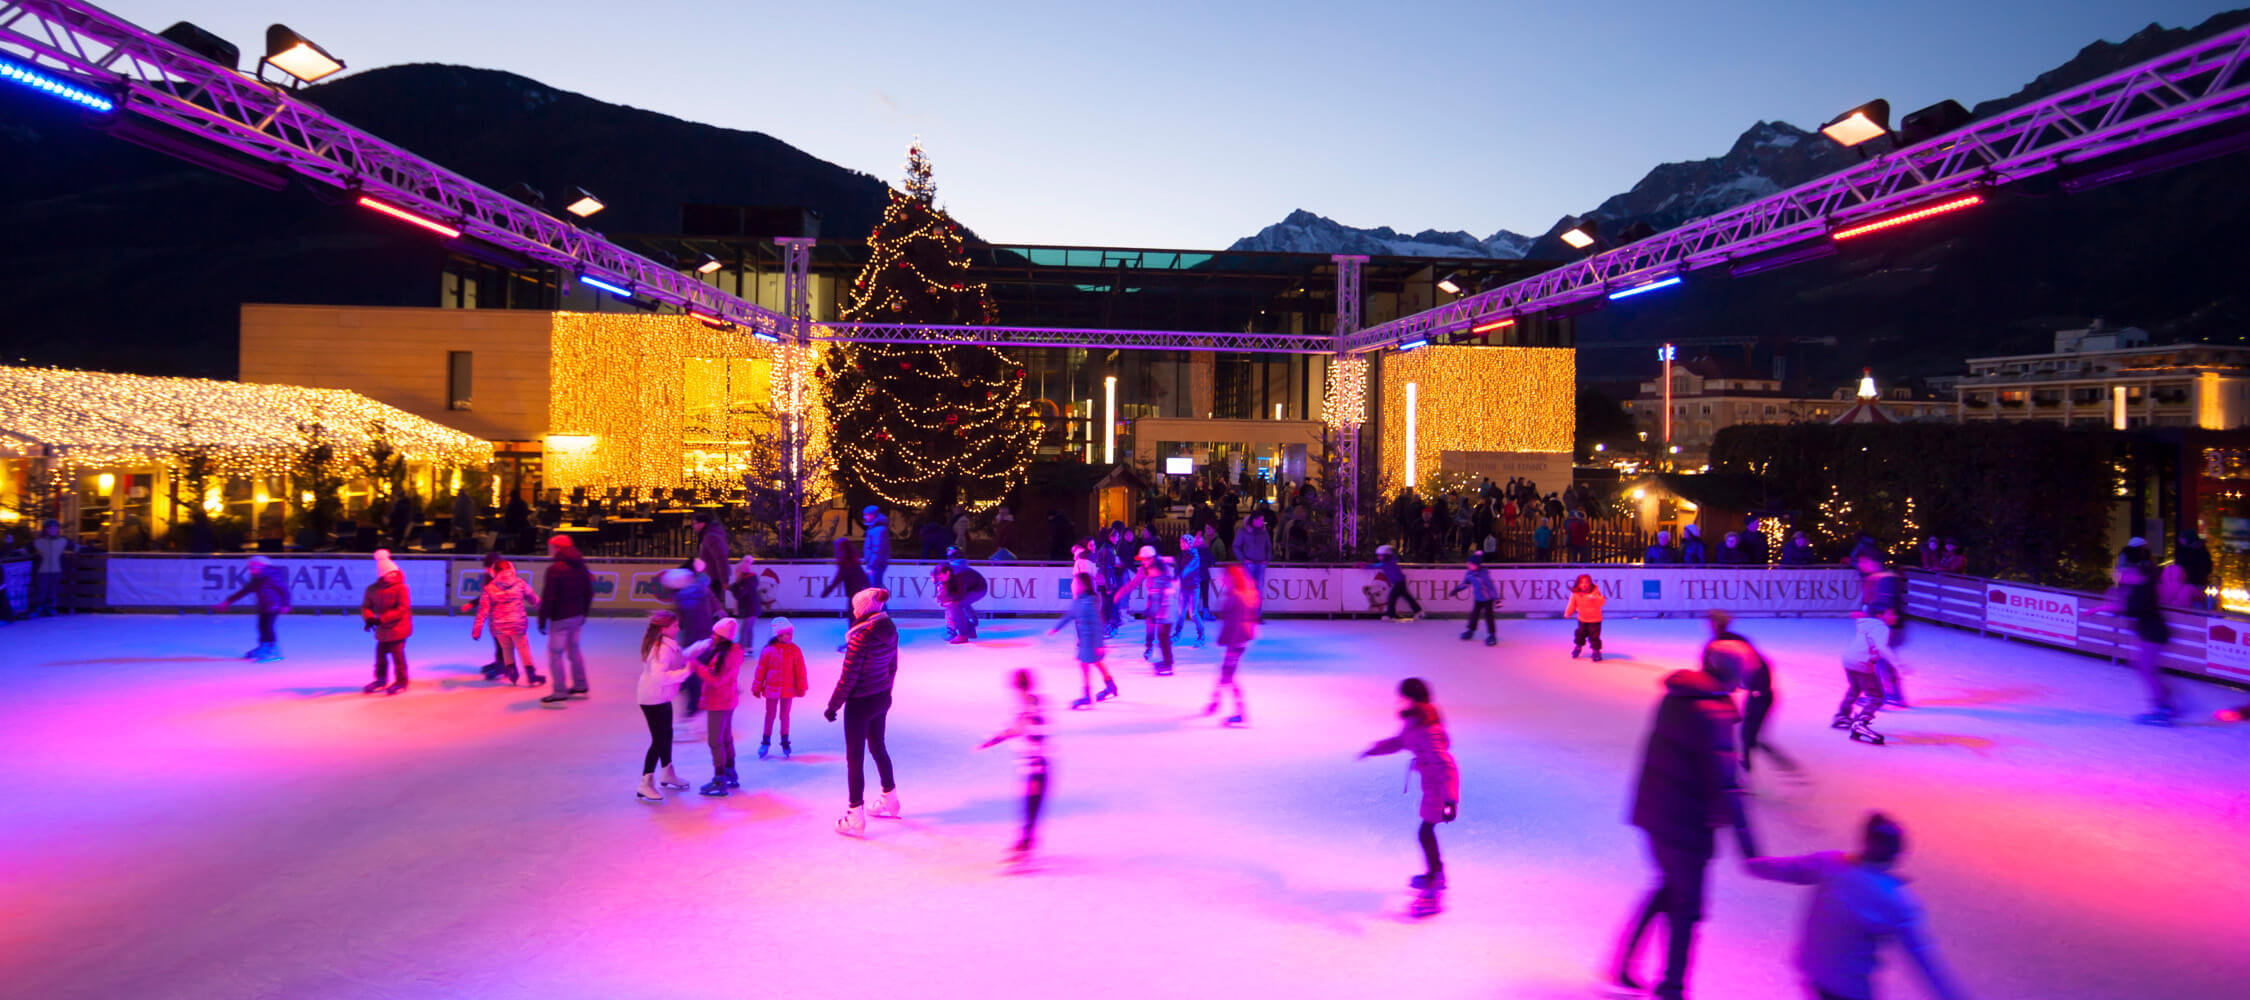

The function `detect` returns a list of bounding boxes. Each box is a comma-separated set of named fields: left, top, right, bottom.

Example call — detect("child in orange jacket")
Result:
left=1565, top=573, right=1606, bottom=661
left=751, top=617, right=809, bottom=760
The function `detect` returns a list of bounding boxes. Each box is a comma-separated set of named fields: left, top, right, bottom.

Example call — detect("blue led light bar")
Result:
left=579, top=273, right=631, bottom=297
left=0, top=56, right=114, bottom=112
left=752, top=331, right=781, bottom=344
left=1607, top=276, right=1683, bottom=300
left=1397, top=338, right=1429, bottom=351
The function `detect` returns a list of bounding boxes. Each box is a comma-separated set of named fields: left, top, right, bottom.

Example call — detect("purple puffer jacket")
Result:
left=473, top=569, right=539, bottom=635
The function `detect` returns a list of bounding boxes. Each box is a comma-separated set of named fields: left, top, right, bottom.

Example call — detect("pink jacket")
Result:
left=684, top=637, right=746, bottom=711
left=473, top=569, right=539, bottom=635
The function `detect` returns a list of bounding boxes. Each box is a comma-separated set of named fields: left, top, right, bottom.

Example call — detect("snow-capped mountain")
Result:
left=1227, top=209, right=1533, bottom=259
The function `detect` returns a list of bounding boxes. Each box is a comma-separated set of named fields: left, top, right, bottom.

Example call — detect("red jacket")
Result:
left=359, top=571, right=413, bottom=642
left=751, top=640, right=809, bottom=699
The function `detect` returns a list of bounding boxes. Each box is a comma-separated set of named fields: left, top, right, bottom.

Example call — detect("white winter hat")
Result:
left=1377, top=544, right=1394, bottom=555
left=1138, top=545, right=1157, bottom=559
left=373, top=548, right=399, bottom=576
left=852, top=587, right=891, bottom=619
left=712, top=618, right=741, bottom=642
left=658, top=567, right=696, bottom=590
left=769, top=616, right=794, bottom=635
left=2127, top=536, right=2148, bottom=548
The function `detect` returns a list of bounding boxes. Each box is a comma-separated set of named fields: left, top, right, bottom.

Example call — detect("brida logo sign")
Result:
left=1984, top=584, right=2079, bottom=642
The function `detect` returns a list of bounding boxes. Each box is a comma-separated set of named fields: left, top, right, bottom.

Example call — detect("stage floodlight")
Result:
left=1559, top=218, right=1598, bottom=250
left=695, top=254, right=723, bottom=275
left=262, top=24, right=343, bottom=85
left=1821, top=99, right=1890, bottom=147
left=1898, top=100, right=1972, bottom=146
left=565, top=187, right=605, bottom=218
left=159, top=22, right=239, bottom=70
left=503, top=182, right=547, bottom=210
left=1436, top=272, right=1463, bottom=295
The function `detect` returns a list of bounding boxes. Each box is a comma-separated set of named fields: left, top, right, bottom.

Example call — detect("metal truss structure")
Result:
left=807, top=322, right=1334, bottom=354
left=1347, top=21, right=2250, bottom=354
left=1327, top=255, right=1367, bottom=550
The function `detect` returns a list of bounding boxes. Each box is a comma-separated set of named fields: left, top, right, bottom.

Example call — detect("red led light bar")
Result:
left=1831, top=194, right=1983, bottom=241
left=357, top=196, right=461, bottom=238
left=1470, top=317, right=1517, bottom=334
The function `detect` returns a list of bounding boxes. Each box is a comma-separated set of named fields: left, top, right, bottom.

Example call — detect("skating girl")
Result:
left=1358, top=677, right=1459, bottom=916
left=634, top=610, right=694, bottom=803
left=357, top=550, right=413, bottom=695
left=751, top=617, right=807, bottom=760
left=685, top=617, right=747, bottom=795
left=975, top=668, right=1050, bottom=865
left=215, top=554, right=292, bottom=662
left=1112, top=545, right=1178, bottom=675
left=470, top=560, right=544, bottom=688
left=1365, top=544, right=1422, bottom=621
left=1206, top=564, right=1259, bottom=726
left=1050, top=572, right=1118, bottom=710
left=1448, top=551, right=1499, bottom=646
left=1566, top=573, right=1605, bottom=661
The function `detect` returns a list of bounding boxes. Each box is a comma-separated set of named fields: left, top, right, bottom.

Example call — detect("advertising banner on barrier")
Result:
left=2201, top=620, right=2250, bottom=683
left=107, top=556, right=452, bottom=608
left=1982, top=583, right=2081, bottom=643
left=1345, top=566, right=1863, bottom=617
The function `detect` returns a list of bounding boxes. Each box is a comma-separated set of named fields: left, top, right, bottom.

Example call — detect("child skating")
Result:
left=1365, top=544, right=1423, bottom=621
left=1566, top=573, right=1605, bottom=660
left=1112, top=545, right=1178, bottom=676
left=1448, top=551, right=1499, bottom=646
left=357, top=550, right=412, bottom=695
left=685, top=617, right=747, bottom=795
left=1711, top=610, right=1798, bottom=774
left=974, top=668, right=1051, bottom=869
left=1205, top=564, right=1260, bottom=726
left=1050, top=571, right=1118, bottom=710
left=1358, top=677, right=1459, bottom=918
left=633, top=610, right=694, bottom=803
left=215, top=554, right=292, bottom=662
left=1741, top=813, right=1972, bottom=1000
left=751, top=617, right=807, bottom=760
left=470, top=560, right=545, bottom=690
left=1836, top=617, right=1894, bottom=745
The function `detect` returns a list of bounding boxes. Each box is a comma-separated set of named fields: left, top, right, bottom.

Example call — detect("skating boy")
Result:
left=1742, top=813, right=1970, bottom=1000
left=1447, top=551, right=1499, bottom=646
left=1835, top=617, right=1894, bottom=745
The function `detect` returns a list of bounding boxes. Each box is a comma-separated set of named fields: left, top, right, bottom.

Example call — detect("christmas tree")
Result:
left=820, top=141, right=1037, bottom=513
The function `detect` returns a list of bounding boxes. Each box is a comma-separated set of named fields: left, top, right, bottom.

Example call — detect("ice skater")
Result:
left=28, top=518, right=73, bottom=617
left=751, top=617, right=807, bottom=760
left=729, top=554, right=763, bottom=643
left=634, top=610, right=694, bottom=803
left=1358, top=677, right=1459, bottom=918
left=1609, top=640, right=1760, bottom=1000
left=1234, top=511, right=1270, bottom=619
left=661, top=567, right=716, bottom=739
left=357, top=550, right=412, bottom=695
left=1711, top=611, right=1797, bottom=773
left=1741, top=813, right=1971, bottom=1000
left=1448, top=551, right=1499, bottom=646
left=827, top=587, right=902, bottom=836
left=1366, top=544, right=1423, bottom=621
left=1205, top=564, right=1260, bottom=726
left=2087, top=558, right=2179, bottom=726
left=464, top=552, right=511, bottom=681
left=1853, top=554, right=1909, bottom=707
left=1835, top=616, right=1895, bottom=745
left=860, top=505, right=891, bottom=593
left=1051, top=571, right=1119, bottom=710
left=1112, top=545, right=1177, bottom=676
left=974, top=668, right=1050, bottom=867
left=820, top=536, right=870, bottom=652
left=215, top=554, right=292, bottom=662
left=1567, top=573, right=1605, bottom=661
left=936, top=552, right=988, bottom=643
left=471, top=560, right=544, bottom=691
left=538, top=535, right=594, bottom=705
left=686, top=617, right=747, bottom=796
left=1175, top=533, right=1211, bottom=645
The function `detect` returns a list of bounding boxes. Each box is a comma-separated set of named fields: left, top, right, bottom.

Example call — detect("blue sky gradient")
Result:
left=104, top=0, right=2242, bottom=248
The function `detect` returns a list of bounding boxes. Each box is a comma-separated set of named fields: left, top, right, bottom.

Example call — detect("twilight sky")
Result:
left=105, top=0, right=2242, bottom=248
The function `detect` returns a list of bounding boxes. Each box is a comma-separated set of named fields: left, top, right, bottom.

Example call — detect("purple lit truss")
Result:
left=808, top=321, right=1334, bottom=354
left=1346, top=21, right=2250, bottom=354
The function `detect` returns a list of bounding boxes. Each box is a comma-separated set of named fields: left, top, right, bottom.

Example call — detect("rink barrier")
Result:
left=1903, top=569, right=2250, bottom=687
left=77, top=553, right=1867, bottom=618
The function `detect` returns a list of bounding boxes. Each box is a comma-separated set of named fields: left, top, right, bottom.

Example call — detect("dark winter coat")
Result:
left=1368, top=553, right=1406, bottom=585
left=731, top=574, right=764, bottom=618
left=1712, top=629, right=1772, bottom=698
left=943, top=565, right=988, bottom=602
left=2122, top=575, right=2172, bottom=645
left=1645, top=543, right=1679, bottom=565
left=1630, top=669, right=1748, bottom=856
left=861, top=523, right=890, bottom=578
left=539, top=547, right=594, bottom=624
left=1115, top=560, right=1178, bottom=619
left=1056, top=592, right=1105, bottom=662
left=224, top=563, right=292, bottom=613
left=828, top=612, right=900, bottom=710
left=1451, top=565, right=1498, bottom=603
left=1233, top=523, right=1271, bottom=563
left=1177, top=546, right=1211, bottom=588
left=696, top=523, right=731, bottom=592
left=359, top=571, right=413, bottom=642
left=672, top=579, right=716, bottom=647
left=1781, top=539, right=1815, bottom=565
left=2176, top=544, right=2213, bottom=589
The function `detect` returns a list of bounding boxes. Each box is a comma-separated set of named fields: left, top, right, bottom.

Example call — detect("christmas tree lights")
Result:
left=819, top=142, right=1035, bottom=512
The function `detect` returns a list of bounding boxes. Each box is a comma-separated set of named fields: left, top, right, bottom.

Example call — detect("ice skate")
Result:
left=722, top=767, right=740, bottom=789
left=758, top=739, right=770, bottom=760
left=1459, top=630, right=1474, bottom=641
left=539, top=693, right=570, bottom=706
left=1071, top=695, right=1093, bottom=711
left=658, top=765, right=689, bottom=790
left=780, top=736, right=792, bottom=758
left=525, top=669, right=547, bottom=687
left=1409, top=887, right=1443, bottom=918
left=1483, top=635, right=1497, bottom=646
left=1154, top=663, right=1173, bottom=677
left=1848, top=720, right=1886, bottom=745
left=384, top=679, right=408, bottom=696
left=871, top=789, right=901, bottom=819
left=635, top=775, right=662, bottom=803
left=1590, top=650, right=1603, bottom=662
left=1408, top=872, right=1447, bottom=891
left=567, top=686, right=589, bottom=699
left=254, top=648, right=284, bottom=663
left=1225, top=713, right=1246, bottom=727
left=1004, top=843, right=1038, bottom=873
left=1097, top=679, right=1119, bottom=701
left=1831, top=713, right=1853, bottom=730
left=502, top=664, right=520, bottom=685
left=361, top=681, right=385, bottom=694
left=699, top=776, right=729, bottom=797
left=1595, top=973, right=1650, bottom=998
left=1571, top=645, right=1582, bottom=659
left=2134, top=710, right=2176, bottom=727
left=242, top=645, right=263, bottom=660
left=835, top=805, right=866, bottom=837
left=1202, top=698, right=1221, bottom=716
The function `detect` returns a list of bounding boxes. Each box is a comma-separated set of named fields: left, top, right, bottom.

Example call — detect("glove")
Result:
left=1441, top=801, right=1459, bottom=822
left=824, top=708, right=838, bottom=723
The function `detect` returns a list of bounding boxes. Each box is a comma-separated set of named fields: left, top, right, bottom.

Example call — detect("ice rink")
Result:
left=2, top=608, right=2246, bottom=1000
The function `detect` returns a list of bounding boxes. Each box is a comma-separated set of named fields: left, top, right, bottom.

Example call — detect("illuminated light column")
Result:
left=2199, top=372, right=2224, bottom=429
left=1659, top=344, right=1675, bottom=462
left=1082, top=400, right=1094, bottom=463
left=1103, top=375, right=1117, bottom=465
left=1404, top=382, right=1419, bottom=488
left=1274, top=403, right=1283, bottom=421
left=2112, top=385, right=2128, bottom=430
